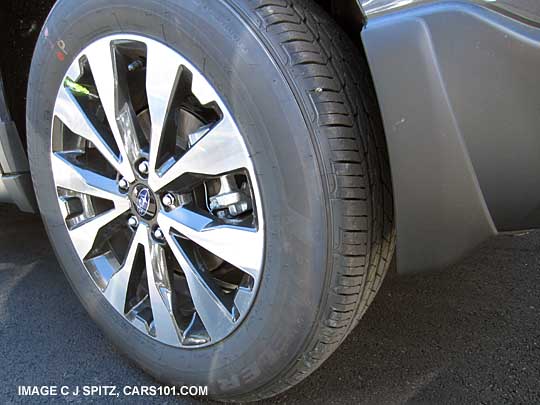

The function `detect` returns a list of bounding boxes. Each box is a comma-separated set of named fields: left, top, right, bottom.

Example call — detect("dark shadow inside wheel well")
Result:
left=315, top=0, right=366, bottom=37
left=0, top=0, right=56, bottom=148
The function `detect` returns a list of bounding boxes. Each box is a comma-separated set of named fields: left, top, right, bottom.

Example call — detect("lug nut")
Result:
left=137, top=160, right=149, bottom=175
left=118, top=178, right=129, bottom=190
left=153, top=228, right=164, bottom=240
left=127, top=59, right=144, bottom=72
left=128, top=216, right=139, bottom=228
left=162, top=193, right=175, bottom=207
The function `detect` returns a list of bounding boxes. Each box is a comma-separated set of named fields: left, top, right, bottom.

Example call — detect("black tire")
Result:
left=27, top=0, right=395, bottom=401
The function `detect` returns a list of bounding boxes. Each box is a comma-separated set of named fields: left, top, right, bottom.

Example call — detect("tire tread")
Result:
left=231, top=0, right=396, bottom=401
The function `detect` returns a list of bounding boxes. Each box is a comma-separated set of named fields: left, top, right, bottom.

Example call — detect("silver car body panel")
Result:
left=0, top=72, right=36, bottom=213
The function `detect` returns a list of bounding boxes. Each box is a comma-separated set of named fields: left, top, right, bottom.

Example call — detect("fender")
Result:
left=360, top=1, right=540, bottom=273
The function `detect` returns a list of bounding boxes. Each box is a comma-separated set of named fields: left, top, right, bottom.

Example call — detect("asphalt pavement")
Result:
left=0, top=203, right=538, bottom=404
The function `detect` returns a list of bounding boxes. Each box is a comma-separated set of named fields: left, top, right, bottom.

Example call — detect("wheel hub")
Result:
left=132, top=185, right=157, bottom=220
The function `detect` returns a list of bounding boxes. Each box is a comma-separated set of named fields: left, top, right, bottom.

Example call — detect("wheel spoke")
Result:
left=142, top=229, right=181, bottom=346
left=158, top=208, right=262, bottom=282
left=146, top=43, right=182, bottom=175
left=54, top=87, right=128, bottom=178
left=85, top=40, right=135, bottom=180
left=51, top=153, right=129, bottom=205
left=104, top=225, right=146, bottom=311
left=190, top=66, right=222, bottom=106
left=148, top=115, right=249, bottom=191
left=162, top=230, right=235, bottom=342
left=52, top=153, right=130, bottom=259
left=69, top=205, right=129, bottom=259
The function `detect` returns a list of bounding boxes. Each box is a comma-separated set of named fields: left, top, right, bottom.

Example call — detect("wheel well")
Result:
left=315, top=0, right=366, bottom=37
left=0, top=0, right=56, bottom=147
left=0, top=0, right=364, bottom=147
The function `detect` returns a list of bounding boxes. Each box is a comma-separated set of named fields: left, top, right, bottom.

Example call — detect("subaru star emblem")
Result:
left=137, top=188, right=151, bottom=217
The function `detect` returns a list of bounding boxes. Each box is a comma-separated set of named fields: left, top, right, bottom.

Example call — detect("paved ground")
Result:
left=0, top=203, right=538, bottom=404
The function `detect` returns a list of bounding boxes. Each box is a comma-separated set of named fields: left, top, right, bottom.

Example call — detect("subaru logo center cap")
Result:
left=133, top=186, right=157, bottom=220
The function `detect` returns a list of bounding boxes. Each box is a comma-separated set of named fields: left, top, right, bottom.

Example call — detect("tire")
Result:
left=27, top=0, right=395, bottom=401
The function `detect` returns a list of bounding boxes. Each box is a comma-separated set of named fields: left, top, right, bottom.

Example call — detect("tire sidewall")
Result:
left=27, top=0, right=329, bottom=397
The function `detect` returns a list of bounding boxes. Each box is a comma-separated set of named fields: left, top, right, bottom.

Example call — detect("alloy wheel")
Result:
left=50, top=34, right=264, bottom=347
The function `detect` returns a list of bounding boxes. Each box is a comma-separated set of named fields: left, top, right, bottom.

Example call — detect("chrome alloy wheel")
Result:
left=50, top=35, right=264, bottom=347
